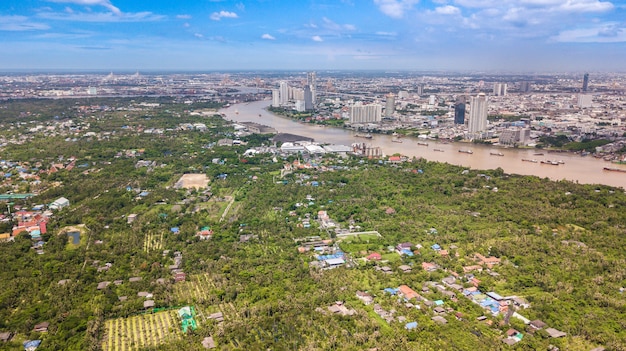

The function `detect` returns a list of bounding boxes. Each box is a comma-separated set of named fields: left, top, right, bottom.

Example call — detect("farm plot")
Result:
left=101, top=310, right=182, bottom=351
left=143, top=231, right=164, bottom=253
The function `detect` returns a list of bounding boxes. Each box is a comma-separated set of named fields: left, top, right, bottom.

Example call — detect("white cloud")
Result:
left=47, top=0, right=121, bottom=15
left=552, top=23, right=626, bottom=42
left=435, top=5, right=461, bottom=14
left=194, top=33, right=204, bottom=38
left=176, top=14, right=192, bottom=19
left=0, top=15, right=50, bottom=31
left=37, top=11, right=164, bottom=22
left=376, top=31, right=397, bottom=36
left=374, top=0, right=419, bottom=18
left=210, top=11, right=238, bottom=21
left=322, top=17, right=356, bottom=31
left=261, top=33, right=276, bottom=40
left=312, top=35, right=324, bottom=42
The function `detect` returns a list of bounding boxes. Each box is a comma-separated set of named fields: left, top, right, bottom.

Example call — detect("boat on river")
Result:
left=433, top=149, right=444, bottom=152
left=522, top=159, right=538, bottom=163
left=458, top=149, right=473, bottom=154
left=355, top=133, right=373, bottom=139
left=417, top=142, right=429, bottom=146
left=541, top=160, right=560, bottom=165
left=490, top=152, right=504, bottom=156
left=603, top=167, right=626, bottom=173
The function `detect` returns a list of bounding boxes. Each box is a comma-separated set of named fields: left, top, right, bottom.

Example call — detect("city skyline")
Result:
left=1, top=0, right=625, bottom=72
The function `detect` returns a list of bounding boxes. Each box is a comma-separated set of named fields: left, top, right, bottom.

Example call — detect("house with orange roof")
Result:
left=398, top=285, right=421, bottom=300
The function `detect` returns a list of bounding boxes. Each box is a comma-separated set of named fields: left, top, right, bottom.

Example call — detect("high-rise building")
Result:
left=271, top=89, right=280, bottom=107
left=384, top=93, right=395, bottom=118
left=279, top=81, right=289, bottom=105
left=428, top=95, right=436, bottom=105
left=519, top=81, right=531, bottom=93
left=416, top=84, right=424, bottom=96
left=493, top=83, right=507, bottom=96
left=304, top=86, right=313, bottom=111
left=454, top=96, right=466, bottom=125
left=349, top=102, right=382, bottom=123
left=307, top=72, right=317, bottom=104
left=468, top=93, right=488, bottom=135
left=578, top=94, right=592, bottom=108
left=582, top=73, right=589, bottom=92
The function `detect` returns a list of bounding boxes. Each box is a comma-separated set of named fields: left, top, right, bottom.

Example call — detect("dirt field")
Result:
left=175, top=174, right=209, bottom=189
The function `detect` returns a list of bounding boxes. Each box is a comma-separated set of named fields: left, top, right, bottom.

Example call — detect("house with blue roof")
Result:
left=405, top=321, right=418, bottom=330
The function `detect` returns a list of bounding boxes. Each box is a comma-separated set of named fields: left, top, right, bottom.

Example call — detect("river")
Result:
left=220, top=100, right=626, bottom=189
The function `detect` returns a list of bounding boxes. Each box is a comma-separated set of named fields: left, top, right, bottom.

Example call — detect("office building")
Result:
left=493, top=83, right=507, bottom=96
left=468, top=93, right=488, bottom=135
left=385, top=93, right=395, bottom=118
left=454, top=96, right=466, bottom=125
left=582, top=73, right=589, bottom=92
left=349, top=102, right=382, bottom=123
left=429, top=95, right=436, bottom=105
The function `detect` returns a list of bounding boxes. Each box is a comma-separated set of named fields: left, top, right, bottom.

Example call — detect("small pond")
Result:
left=67, top=231, right=80, bottom=245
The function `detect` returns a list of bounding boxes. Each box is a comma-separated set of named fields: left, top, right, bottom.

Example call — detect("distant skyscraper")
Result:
left=384, top=93, right=395, bottom=118
left=307, top=72, right=317, bottom=104
left=304, top=86, right=313, bottom=111
left=519, top=81, right=531, bottom=93
left=279, top=81, right=289, bottom=105
left=454, top=96, right=466, bottom=125
left=468, top=93, right=488, bottom=135
left=582, top=73, right=589, bottom=92
left=416, top=84, right=424, bottom=96
left=493, top=83, right=507, bottom=96
left=271, top=89, right=280, bottom=107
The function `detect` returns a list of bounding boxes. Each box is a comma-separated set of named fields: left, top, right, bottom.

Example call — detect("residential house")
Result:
left=398, top=285, right=420, bottom=300
left=475, top=253, right=501, bottom=267
left=356, top=291, right=374, bottom=305
left=202, top=336, right=216, bottom=349
left=422, top=262, right=438, bottom=272
left=530, top=320, right=547, bottom=330
left=366, top=252, right=382, bottom=261
left=396, top=242, right=414, bottom=256
left=398, top=265, right=412, bottom=273
left=33, top=322, right=49, bottom=333
left=545, top=328, right=567, bottom=338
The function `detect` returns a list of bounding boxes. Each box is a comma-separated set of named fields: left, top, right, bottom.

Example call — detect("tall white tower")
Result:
left=468, top=93, right=488, bottom=135
left=385, top=93, right=395, bottom=118
left=307, top=72, right=317, bottom=104
left=279, top=81, right=289, bottom=105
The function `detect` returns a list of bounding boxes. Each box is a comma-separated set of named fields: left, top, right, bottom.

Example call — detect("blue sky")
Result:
left=0, top=0, right=625, bottom=71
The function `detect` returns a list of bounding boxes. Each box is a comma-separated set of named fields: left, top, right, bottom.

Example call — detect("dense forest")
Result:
left=0, top=98, right=625, bottom=350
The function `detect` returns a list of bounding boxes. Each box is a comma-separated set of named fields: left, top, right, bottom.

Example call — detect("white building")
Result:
left=272, top=89, right=280, bottom=107
left=349, top=102, right=382, bottom=123
left=493, top=83, right=507, bottom=96
left=279, top=81, right=289, bottom=105
left=468, top=93, right=488, bottom=135
left=578, top=94, right=592, bottom=108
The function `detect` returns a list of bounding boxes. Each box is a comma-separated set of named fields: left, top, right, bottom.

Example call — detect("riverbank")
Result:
left=221, top=100, right=626, bottom=188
